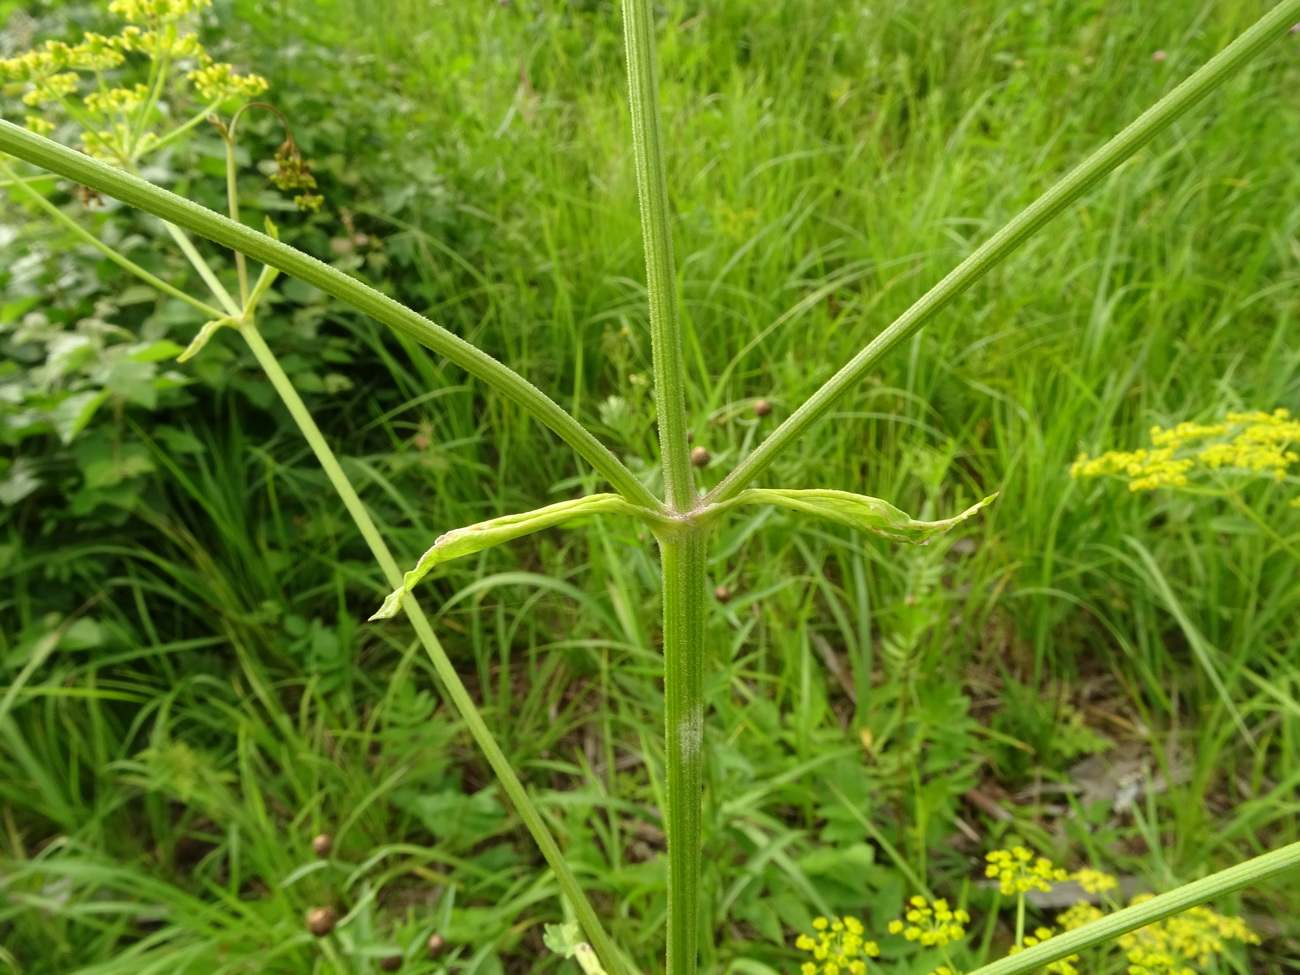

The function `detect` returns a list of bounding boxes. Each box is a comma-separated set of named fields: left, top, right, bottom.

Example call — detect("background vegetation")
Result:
left=1, top=0, right=1298, bottom=972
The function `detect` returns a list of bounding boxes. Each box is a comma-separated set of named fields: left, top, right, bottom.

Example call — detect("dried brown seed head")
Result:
left=714, top=585, right=732, bottom=603
left=305, top=906, right=338, bottom=938
left=311, top=833, right=333, bottom=857
left=427, top=934, right=447, bottom=959
left=691, top=446, right=710, bottom=467
left=753, top=399, right=772, bottom=418
left=380, top=955, right=403, bottom=972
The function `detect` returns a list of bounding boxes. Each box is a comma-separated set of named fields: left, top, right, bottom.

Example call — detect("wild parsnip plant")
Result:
left=4, top=3, right=1300, bottom=975
left=797, top=846, right=1260, bottom=975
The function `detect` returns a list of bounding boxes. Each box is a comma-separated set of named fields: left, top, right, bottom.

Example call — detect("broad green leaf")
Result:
left=713, top=489, right=996, bottom=544
left=371, top=494, right=666, bottom=620
left=103, top=357, right=158, bottom=408
left=47, top=389, right=109, bottom=443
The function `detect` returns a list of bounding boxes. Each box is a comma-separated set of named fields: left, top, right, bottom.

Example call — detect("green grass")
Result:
left=2, top=0, right=1300, bottom=972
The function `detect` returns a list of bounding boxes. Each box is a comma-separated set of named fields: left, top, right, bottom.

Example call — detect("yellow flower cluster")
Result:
left=1072, top=408, right=1299, bottom=495
left=1072, top=867, right=1118, bottom=895
left=114, top=25, right=204, bottom=60
left=985, top=847, right=1069, bottom=895
left=187, top=54, right=269, bottom=102
left=1, top=0, right=270, bottom=166
left=84, top=83, right=150, bottom=114
left=886, top=896, right=970, bottom=947
left=795, top=916, right=880, bottom=975
left=108, top=0, right=211, bottom=23
left=1056, top=902, right=1104, bottom=930
left=1118, top=897, right=1259, bottom=975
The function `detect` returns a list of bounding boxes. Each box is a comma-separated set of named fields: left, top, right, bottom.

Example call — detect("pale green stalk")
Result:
left=967, top=841, right=1300, bottom=975
left=708, top=0, right=1300, bottom=504
left=621, top=2, right=706, bottom=973
left=0, top=120, right=658, bottom=510
left=160, top=220, right=242, bottom=317
left=239, top=324, right=628, bottom=975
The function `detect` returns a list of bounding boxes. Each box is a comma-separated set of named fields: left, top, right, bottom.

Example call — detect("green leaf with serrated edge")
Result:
left=370, top=494, right=669, bottom=620
left=712, top=489, right=997, bottom=544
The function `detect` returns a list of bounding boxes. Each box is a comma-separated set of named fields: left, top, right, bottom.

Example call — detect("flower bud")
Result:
left=305, top=906, right=338, bottom=938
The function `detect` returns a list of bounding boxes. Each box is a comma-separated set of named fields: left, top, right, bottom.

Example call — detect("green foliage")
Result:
left=2, top=1, right=1300, bottom=974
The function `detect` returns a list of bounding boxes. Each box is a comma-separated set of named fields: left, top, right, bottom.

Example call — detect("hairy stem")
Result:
left=622, top=0, right=693, bottom=512
left=239, top=323, right=628, bottom=975
left=657, top=528, right=707, bottom=975
left=708, top=0, right=1300, bottom=504
left=967, top=841, right=1300, bottom=975
left=0, top=120, right=659, bottom=510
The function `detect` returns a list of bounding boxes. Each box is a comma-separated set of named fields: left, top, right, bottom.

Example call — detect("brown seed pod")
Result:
left=714, top=585, right=732, bottom=603
left=305, top=906, right=338, bottom=938
left=427, top=934, right=447, bottom=959
left=691, top=446, right=710, bottom=467
left=380, top=955, right=403, bottom=972
left=311, top=833, right=333, bottom=858
left=686, top=430, right=695, bottom=443
left=753, top=399, right=772, bottom=418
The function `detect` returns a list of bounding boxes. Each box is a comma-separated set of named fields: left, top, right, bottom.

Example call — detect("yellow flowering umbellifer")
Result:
left=985, top=847, right=1069, bottom=895
left=1072, top=867, right=1119, bottom=895
left=188, top=54, right=269, bottom=103
left=1057, top=901, right=1105, bottom=931
left=795, top=916, right=880, bottom=975
left=1, top=0, right=265, bottom=166
left=886, top=896, right=970, bottom=948
left=1072, top=408, right=1299, bottom=501
left=1118, top=897, right=1260, bottom=975
left=108, top=0, right=211, bottom=24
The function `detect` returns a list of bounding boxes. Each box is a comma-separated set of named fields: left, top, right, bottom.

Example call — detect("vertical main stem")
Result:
left=623, top=3, right=707, bottom=971
left=658, top=529, right=707, bottom=975
left=622, top=0, right=693, bottom=512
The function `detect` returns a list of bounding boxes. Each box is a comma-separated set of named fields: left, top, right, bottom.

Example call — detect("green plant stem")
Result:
left=967, top=841, right=1300, bottom=975
left=159, top=220, right=242, bottom=317
left=656, top=527, right=707, bottom=975
left=223, top=134, right=250, bottom=305
left=1014, top=892, right=1025, bottom=947
left=0, top=120, right=660, bottom=511
left=238, top=322, right=628, bottom=975
left=0, top=160, right=225, bottom=320
left=707, top=0, right=1300, bottom=505
left=622, top=0, right=693, bottom=512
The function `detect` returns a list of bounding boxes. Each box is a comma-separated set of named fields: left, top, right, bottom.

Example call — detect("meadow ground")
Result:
left=1, top=0, right=1299, bottom=972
